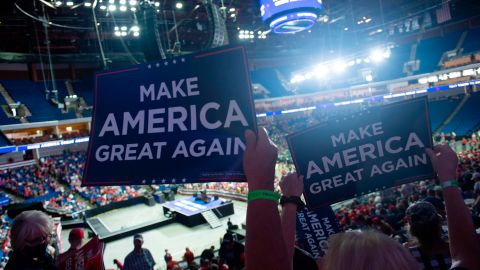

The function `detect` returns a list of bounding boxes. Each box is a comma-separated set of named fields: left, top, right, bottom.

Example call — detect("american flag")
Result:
left=436, top=0, right=452, bottom=24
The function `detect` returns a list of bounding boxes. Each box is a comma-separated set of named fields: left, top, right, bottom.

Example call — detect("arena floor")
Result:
left=61, top=196, right=247, bottom=270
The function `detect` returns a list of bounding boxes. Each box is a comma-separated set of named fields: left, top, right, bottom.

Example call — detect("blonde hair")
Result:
left=10, top=210, right=53, bottom=252
left=322, top=231, right=419, bottom=270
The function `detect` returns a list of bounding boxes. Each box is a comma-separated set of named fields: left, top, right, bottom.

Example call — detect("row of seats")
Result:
left=0, top=80, right=76, bottom=123
left=440, top=92, right=480, bottom=136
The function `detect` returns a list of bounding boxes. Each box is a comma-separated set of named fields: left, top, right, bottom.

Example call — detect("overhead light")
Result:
left=39, top=0, right=56, bottom=8
left=129, top=0, right=137, bottom=5
left=229, top=7, right=235, bottom=12
left=344, top=27, right=348, bottom=31
left=154, top=2, right=160, bottom=7
left=365, top=74, right=373, bottom=82
left=230, top=13, right=236, bottom=18
left=130, top=25, right=139, bottom=32
left=133, top=32, right=140, bottom=37
left=55, top=1, right=62, bottom=6
left=365, top=18, right=372, bottom=23
left=370, top=49, right=385, bottom=62
left=120, top=26, right=127, bottom=31
left=109, top=0, right=115, bottom=3
left=314, top=65, right=328, bottom=79
left=114, top=31, right=121, bottom=36
left=333, top=60, right=346, bottom=73
left=99, top=5, right=107, bottom=9
left=114, top=26, right=119, bottom=31
left=119, top=0, right=126, bottom=4
left=66, top=1, right=74, bottom=6
left=175, top=2, right=183, bottom=9
left=108, top=4, right=116, bottom=11
left=119, top=5, right=127, bottom=11
left=121, top=31, right=127, bottom=36
left=84, top=2, right=92, bottom=7
left=130, top=7, right=136, bottom=11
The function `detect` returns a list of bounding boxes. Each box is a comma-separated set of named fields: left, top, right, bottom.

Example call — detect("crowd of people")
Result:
left=0, top=101, right=478, bottom=269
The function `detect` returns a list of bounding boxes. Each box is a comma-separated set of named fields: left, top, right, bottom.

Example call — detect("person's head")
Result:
left=322, top=231, right=419, bottom=270
left=10, top=210, right=53, bottom=257
left=186, top=247, right=190, bottom=252
left=68, top=228, right=84, bottom=250
left=222, top=233, right=234, bottom=249
left=406, top=201, right=443, bottom=245
left=133, top=234, right=143, bottom=250
left=210, top=245, right=215, bottom=250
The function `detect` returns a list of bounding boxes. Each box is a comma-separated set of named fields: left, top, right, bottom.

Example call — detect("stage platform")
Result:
left=163, top=196, right=234, bottom=227
left=86, top=203, right=174, bottom=242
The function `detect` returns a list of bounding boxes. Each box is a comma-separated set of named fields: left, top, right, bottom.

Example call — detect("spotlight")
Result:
left=365, top=74, right=373, bottom=82
left=119, top=5, right=127, bottom=11
left=175, top=2, right=183, bottom=9
left=55, top=1, right=62, bottom=6
left=66, top=1, right=74, bottom=6
left=314, top=65, right=328, bottom=79
left=370, top=49, right=384, bottom=62
left=333, top=60, right=346, bottom=73
left=108, top=4, right=116, bottom=11
left=155, top=2, right=160, bottom=7
left=133, top=32, right=140, bottom=37
left=130, top=25, right=139, bottom=32
left=84, top=2, right=92, bottom=7
left=129, top=0, right=137, bottom=5
left=120, top=26, right=127, bottom=31
left=99, top=5, right=107, bottom=9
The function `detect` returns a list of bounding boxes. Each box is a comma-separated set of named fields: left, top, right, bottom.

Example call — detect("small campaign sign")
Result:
left=288, top=97, right=434, bottom=209
left=83, top=46, right=257, bottom=186
left=296, top=206, right=341, bottom=259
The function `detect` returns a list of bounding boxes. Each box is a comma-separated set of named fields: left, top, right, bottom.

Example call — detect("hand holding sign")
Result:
left=243, top=128, right=278, bottom=191
left=280, top=173, right=304, bottom=197
left=426, top=144, right=458, bottom=183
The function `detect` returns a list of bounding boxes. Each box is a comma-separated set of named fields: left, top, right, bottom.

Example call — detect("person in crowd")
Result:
left=123, top=234, right=155, bottom=270
left=322, top=230, right=419, bottom=270
left=67, top=228, right=84, bottom=251
left=200, top=246, right=215, bottom=266
left=166, top=255, right=181, bottom=270
left=406, top=201, right=451, bottom=269
left=183, top=247, right=194, bottom=266
left=55, top=228, right=85, bottom=268
left=426, top=144, right=480, bottom=269
left=164, top=249, right=172, bottom=264
left=113, top=259, right=123, bottom=270
left=218, top=233, right=244, bottom=270
left=243, top=128, right=480, bottom=270
left=5, top=210, right=57, bottom=270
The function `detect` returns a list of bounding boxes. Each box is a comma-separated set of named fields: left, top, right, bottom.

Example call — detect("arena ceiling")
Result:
left=0, top=0, right=479, bottom=65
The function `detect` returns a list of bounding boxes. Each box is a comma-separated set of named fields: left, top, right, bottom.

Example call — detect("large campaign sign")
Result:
left=296, top=206, right=341, bottom=259
left=56, top=237, right=104, bottom=270
left=288, top=97, right=434, bottom=208
left=83, top=46, right=257, bottom=186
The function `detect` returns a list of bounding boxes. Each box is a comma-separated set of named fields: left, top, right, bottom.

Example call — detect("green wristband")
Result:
left=441, top=180, right=459, bottom=190
left=248, top=190, right=280, bottom=203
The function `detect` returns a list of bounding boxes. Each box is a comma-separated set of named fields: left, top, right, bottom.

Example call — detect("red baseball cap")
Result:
left=69, top=228, right=84, bottom=241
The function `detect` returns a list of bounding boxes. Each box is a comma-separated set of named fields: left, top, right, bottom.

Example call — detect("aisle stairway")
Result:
left=0, top=83, right=30, bottom=124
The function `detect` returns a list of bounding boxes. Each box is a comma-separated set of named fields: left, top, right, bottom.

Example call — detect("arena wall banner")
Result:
left=83, top=46, right=257, bottom=186
left=296, top=206, right=341, bottom=259
left=287, top=97, right=434, bottom=209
